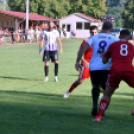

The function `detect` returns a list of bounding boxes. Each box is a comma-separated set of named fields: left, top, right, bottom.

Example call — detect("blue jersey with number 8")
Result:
left=86, top=33, right=119, bottom=71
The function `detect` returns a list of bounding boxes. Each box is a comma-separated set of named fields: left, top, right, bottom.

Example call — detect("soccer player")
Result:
left=94, top=29, right=134, bottom=122
left=39, top=22, right=62, bottom=82
left=63, top=25, right=98, bottom=98
left=75, top=22, right=119, bottom=116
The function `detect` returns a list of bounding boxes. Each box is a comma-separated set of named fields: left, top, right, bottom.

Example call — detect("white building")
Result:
left=59, top=13, right=102, bottom=38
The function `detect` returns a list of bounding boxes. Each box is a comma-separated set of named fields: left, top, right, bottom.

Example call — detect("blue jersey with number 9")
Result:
left=86, top=33, right=119, bottom=71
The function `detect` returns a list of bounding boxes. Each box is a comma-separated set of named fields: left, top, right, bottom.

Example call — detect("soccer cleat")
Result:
left=44, top=77, right=48, bottom=82
left=93, top=116, right=101, bottom=122
left=54, top=77, right=58, bottom=82
left=132, top=109, right=134, bottom=115
left=101, top=113, right=107, bottom=120
left=63, top=91, right=70, bottom=98
left=91, top=107, right=97, bottom=116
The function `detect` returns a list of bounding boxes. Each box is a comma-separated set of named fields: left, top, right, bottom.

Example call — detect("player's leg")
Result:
left=52, top=51, right=59, bottom=82
left=54, top=61, right=58, bottom=82
left=100, top=70, right=109, bottom=117
left=94, top=72, right=121, bottom=121
left=63, top=79, right=82, bottom=98
left=63, top=67, right=84, bottom=98
left=94, top=87, right=115, bottom=121
left=90, top=71, right=102, bottom=116
left=43, top=51, right=50, bottom=82
left=122, top=71, right=134, bottom=115
left=63, top=65, right=89, bottom=98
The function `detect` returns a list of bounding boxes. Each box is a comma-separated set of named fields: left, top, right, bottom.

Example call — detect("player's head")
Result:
left=40, top=22, right=49, bottom=31
left=49, top=21, right=56, bottom=30
left=119, top=29, right=131, bottom=40
left=102, top=22, right=113, bottom=33
left=89, top=25, right=98, bottom=36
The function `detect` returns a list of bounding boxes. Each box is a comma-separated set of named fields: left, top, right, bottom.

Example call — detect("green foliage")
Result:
left=106, top=0, right=129, bottom=27
left=122, top=0, right=134, bottom=30
left=69, top=0, right=107, bottom=19
left=7, top=0, right=107, bottom=19
left=0, top=1, right=3, bottom=9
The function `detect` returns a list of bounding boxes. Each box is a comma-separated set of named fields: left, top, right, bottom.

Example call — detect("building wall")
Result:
left=59, top=14, right=102, bottom=38
left=0, top=13, right=15, bottom=29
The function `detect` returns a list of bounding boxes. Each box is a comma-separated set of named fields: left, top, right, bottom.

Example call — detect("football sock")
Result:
left=102, top=99, right=110, bottom=115
left=44, top=65, right=49, bottom=77
left=92, top=87, right=100, bottom=108
left=96, top=99, right=109, bottom=117
left=55, top=63, right=58, bottom=76
left=69, top=81, right=80, bottom=93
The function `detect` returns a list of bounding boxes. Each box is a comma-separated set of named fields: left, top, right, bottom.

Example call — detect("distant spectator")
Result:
left=62, top=25, right=66, bottom=37
left=23, top=28, right=27, bottom=43
left=35, top=26, right=40, bottom=43
left=71, top=30, right=76, bottom=37
left=10, top=27, right=15, bottom=44
left=0, top=27, right=3, bottom=45
left=27, top=28, right=32, bottom=43
left=30, top=26, right=35, bottom=43
left=58, top=26, right=62, bottom=37
left=18, top=27, right=22, bottom=43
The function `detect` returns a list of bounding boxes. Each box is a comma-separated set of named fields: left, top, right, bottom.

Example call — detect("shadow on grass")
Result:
left=0, top=90, right=134, bottom=134
left=114, top=91, right=134, bottom=97
left=0, top=75, right=41, bottom=81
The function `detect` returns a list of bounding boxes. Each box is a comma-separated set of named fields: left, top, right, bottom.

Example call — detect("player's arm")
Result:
left=57, top=37, right=62, bottom=55
left=82, top=56, right=89, bottom=68
left=75, top=43, right=89, bottom=71
left=102, top=56, right=109, bottom=64
left=102, top=49, right=111, bottom=64
left=39, top=36, right=44, bottom=55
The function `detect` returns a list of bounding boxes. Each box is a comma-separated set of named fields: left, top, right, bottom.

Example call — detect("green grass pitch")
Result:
left=0, top=39, right=134, bottom=134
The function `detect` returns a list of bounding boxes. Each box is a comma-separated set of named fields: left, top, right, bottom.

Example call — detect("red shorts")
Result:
left=79, top=66, right=90, bottom=80
left=106, top=71, right=134, bottom=89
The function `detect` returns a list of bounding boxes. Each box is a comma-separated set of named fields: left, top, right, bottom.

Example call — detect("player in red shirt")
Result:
left=63, top=25, right=98, bottom=98
left=94, top=29, right=134, bottom=122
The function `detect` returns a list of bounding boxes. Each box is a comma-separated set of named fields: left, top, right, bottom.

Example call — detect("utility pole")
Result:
left=26, top=0, right=29, bottom=29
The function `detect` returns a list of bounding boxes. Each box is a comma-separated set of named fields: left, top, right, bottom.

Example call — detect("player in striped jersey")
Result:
left=39, top=22, right=62, bottom=82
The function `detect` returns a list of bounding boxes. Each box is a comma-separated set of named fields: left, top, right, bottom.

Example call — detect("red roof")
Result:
left=59, top=13, right=101, bottom=23
left=0, top=10, right=57, bottom=21
left=76, top=13, right=101, bottom=23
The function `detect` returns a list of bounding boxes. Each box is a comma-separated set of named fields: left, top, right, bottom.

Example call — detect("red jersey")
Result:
left=80, top=40, right=93, bottom=65
left=104, top=40, right=134, bottom=72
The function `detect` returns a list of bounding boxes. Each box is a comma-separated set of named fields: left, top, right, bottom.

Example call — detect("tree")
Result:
left=69, top=0, right=107, bottom=19
left=106, top=0, right=129, bottom=27
left=7, top=0, right=108, bottom=20
left=122, top=0, right=134, bottom=30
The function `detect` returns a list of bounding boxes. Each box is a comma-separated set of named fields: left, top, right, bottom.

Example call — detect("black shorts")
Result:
left=43, top=51, right=58, bottom=62
left=90, top=70, right=109, bottom=90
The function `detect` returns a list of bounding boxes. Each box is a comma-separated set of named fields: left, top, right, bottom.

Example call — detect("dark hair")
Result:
left=89, top=25, right=98, bottom=31
left=102, top=22, right=113, bottom=31
left=120, top=29, right=131, bottom=39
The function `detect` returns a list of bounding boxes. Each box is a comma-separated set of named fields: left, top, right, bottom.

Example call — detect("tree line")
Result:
left=8, top=0, right=107, bottom=20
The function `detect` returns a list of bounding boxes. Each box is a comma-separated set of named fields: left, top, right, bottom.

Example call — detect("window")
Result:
left=84, top=23, right=90, bottom=30
left=67, top=24, right=70, bottom=32
left=76, top=22, right=82, bottom=30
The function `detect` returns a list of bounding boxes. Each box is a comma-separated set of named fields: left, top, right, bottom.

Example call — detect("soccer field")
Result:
left=0, top=39, right=134, bottom=134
